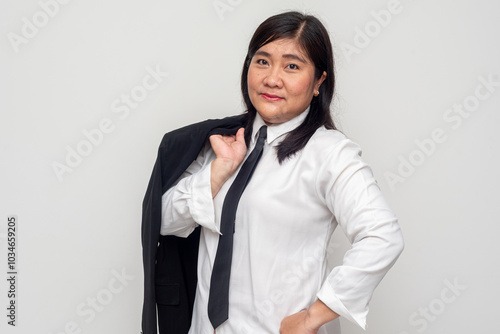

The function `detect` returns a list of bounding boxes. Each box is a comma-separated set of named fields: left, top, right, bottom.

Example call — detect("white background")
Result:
left=1, top=0, right=499, bottom=333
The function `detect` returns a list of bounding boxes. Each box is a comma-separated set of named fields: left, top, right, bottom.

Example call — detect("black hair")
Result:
left=241, top=11, right=336, bottom=163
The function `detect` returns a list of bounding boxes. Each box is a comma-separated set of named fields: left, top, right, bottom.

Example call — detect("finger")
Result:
left=209, top=134, right=222, bottom=142
left=209, top=135, right=222, bottom=148
left=235, top=127, right=245, bottom=143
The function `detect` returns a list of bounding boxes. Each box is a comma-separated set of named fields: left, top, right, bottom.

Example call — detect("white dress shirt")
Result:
left=160, top=108, right=404, bottom=334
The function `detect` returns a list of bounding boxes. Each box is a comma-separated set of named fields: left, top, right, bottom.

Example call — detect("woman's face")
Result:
left=247, top=38, right=326, bottom=125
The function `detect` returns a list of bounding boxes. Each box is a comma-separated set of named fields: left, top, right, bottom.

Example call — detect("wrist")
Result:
left=211, top=158, right=236, bottom=181
left=304, top=307, right=322, bottom=331
left=210, top=158, right=236, bottom=197
left=305, top=299, right=339, bottom=330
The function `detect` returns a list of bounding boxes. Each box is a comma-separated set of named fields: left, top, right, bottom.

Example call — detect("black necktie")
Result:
left=208, top=125, right=267, bottom=329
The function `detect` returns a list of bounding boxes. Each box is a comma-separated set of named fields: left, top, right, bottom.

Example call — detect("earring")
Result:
left=314, top=91, right=320, bottom=97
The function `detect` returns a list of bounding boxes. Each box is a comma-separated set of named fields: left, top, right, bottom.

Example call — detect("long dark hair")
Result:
left=241, top=11, right=336, bottom=163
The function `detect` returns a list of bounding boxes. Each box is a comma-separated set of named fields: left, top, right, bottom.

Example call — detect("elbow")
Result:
left=391, top=225, right=405, bottom=260
left=378, top=221, right=405, bottom=264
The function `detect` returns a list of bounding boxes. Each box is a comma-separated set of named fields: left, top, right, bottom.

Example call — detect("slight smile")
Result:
left=261, top=93, right=284, bottom=101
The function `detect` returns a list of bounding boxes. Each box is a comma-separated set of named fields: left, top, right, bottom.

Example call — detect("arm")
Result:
left=281, top=138, right=404, bottom=332
left=317, top=138, right=404, bottom=328
left=160, top=128, right=247, bottom=237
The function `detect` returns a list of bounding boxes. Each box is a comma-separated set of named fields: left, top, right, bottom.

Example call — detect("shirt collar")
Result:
left=251, top=106, right=310, bottom=146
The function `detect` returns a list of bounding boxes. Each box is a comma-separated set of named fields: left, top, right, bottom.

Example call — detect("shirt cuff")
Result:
left=183, top=162, right=220, bottom=235
left=317, top=281, right=367, bottom=330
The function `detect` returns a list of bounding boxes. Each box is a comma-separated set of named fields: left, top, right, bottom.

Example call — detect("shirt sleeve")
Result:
left=316, top=138, right=404, bottom=329
left=160, top=143, right=221, bottom=237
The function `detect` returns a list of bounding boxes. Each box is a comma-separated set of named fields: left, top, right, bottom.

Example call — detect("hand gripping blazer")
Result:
left=141, top=115, right=246, bottom=334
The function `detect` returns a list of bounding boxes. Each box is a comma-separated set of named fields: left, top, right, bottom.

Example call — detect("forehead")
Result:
left=256, top=38, right=309, bottom=61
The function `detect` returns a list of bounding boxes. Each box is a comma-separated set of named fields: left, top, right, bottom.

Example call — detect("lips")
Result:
left=261, top=93, right=283, bottom=101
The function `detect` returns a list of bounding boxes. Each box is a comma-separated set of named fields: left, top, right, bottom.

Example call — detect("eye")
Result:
left=256, top=59, right=268, bottom=65
left=286, top=63, right=299, bottom=70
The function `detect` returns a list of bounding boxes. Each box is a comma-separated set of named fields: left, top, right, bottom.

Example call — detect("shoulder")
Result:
left=306, top=128, right=375, bottom=195
left=305, top=127, right=362, bottom=158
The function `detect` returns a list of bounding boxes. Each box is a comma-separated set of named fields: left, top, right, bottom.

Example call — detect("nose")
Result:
left=263, top=66, right=283, bottom=88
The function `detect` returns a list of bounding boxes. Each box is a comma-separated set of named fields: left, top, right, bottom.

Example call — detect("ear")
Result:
left=315, top=71, right=327, bottom=92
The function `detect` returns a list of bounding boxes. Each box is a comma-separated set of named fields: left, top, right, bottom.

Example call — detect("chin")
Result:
left=261, top=114, right=288, bottom=125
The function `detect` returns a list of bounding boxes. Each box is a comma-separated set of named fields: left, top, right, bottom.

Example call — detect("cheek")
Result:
left=247, top=70, right=260, bottom=106
left=288, top=77, right=314, bottom=97
left=247, top=68, right=260, bottom=92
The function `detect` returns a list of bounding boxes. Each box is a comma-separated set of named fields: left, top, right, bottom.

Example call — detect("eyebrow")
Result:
left=254, top=50, right=308, bottom=64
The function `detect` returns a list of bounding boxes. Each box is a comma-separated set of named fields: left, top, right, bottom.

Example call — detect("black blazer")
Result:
left=141, top=115, right=246, bottom=334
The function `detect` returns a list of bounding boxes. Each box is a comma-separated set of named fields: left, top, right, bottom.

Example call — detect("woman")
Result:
left=146, top=11, right=404, bottom=334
